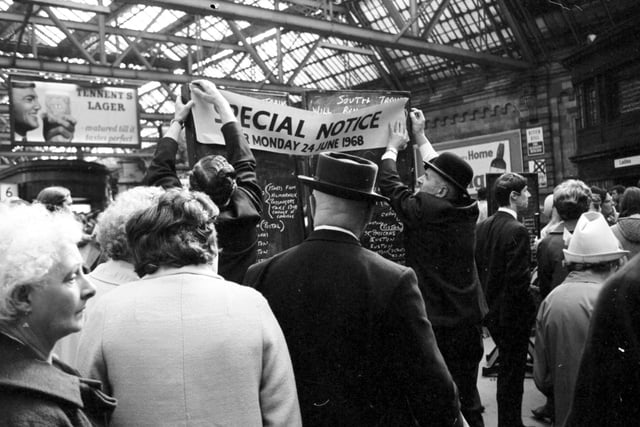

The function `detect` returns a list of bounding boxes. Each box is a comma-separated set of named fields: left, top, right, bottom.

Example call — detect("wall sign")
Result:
left=526, top=126, right=545, bottom=156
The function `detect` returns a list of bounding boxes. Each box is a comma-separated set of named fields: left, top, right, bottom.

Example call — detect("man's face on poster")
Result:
left=12, top=85, right=41, bottom=136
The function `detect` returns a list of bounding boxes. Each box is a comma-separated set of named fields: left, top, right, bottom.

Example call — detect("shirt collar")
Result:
left=314, top=225, right=359, bottom=241
left=498, top=207, right=518, bottom=220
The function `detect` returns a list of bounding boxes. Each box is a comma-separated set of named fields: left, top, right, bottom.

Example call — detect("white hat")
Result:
left=563, top=211, right=628, bottom=263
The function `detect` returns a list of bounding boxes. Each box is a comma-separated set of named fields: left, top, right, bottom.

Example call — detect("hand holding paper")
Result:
left=190, top=80, right=236, bottom=125
left=387, top=120, right=409, bottom=152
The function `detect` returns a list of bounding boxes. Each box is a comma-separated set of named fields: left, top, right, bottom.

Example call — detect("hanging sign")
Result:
left=191, top=89, right=408, bottom=156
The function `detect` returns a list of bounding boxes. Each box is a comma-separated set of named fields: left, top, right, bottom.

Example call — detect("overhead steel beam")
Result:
left=0, top=12, right=245, bottom=52
left=287, top=38, right=321, bottom=85
left=0, top=57, right=307, bottom=94
left=127, top=0, right=530, bottom=70
left=42, top=6, right=99, bottom=65
left=14, top=0, right=110, bottom=14
left=227, top=20, right=274, bottom=81
left=282, top=0, right=347, bottom=15
left=495, top=0, right=535, bottom=63
left=318, top=42, right=375, bottom=56
left=421, top=0, right=450, bottom=39
left=379, top=0, right=406, bottom=31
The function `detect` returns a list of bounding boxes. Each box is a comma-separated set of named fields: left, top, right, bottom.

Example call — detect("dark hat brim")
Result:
left=298, top=175, right=389, bottom=203
left=424, top=160, right=470, bottom=196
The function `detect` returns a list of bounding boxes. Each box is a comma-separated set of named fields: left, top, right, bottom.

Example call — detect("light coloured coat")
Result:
left=78, top=264, right=301, bottom=427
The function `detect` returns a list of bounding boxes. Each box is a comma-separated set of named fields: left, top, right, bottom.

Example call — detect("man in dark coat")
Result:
left=143, top=80, right=262, bottom=283
left=565, top=253, right=640, bottom=427
left=475, top=172, right=536, bottom=427
left=244, top=151, right=466, bottom=427
left=536, top=179, right=591, bottom=298
left=380, top=112, right=488, bottom=427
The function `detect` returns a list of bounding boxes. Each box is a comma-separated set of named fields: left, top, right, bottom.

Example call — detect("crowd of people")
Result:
left=0, top=78, right=638, bottom=427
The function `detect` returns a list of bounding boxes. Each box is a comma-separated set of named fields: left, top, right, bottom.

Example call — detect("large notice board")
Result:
left=304, top=90, right=412, bottom=264
left=182, top=86, right=306, bottom=263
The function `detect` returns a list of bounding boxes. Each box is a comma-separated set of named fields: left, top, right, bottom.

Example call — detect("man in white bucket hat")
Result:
left=533, top=211, right=628, bottom=427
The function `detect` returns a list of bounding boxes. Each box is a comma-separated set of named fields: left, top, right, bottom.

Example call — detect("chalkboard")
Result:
left=485, top=172, right=540, bottom=263
left=304, top=90, right=412, bottom=264
left=182, top=85, right=306, bottom=262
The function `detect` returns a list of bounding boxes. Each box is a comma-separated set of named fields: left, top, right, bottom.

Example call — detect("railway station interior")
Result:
left=0, top=0, right=639, bottom=426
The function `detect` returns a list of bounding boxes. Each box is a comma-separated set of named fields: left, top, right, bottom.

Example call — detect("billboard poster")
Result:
left=415, top=129, right=523, bottom=196
left=9, top=77, right=140, bottom=148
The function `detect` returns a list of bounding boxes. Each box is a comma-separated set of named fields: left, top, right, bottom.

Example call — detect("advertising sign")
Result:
left=9, top=77, right=140, bottom=148
left=416, top=130, right=523, bottom=196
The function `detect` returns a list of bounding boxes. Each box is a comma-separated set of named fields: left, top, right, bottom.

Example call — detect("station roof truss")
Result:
left=0, top=0, right=636, bottom=153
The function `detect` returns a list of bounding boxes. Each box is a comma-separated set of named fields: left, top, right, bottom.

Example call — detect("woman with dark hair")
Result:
left=78, top=189, right=301, bottom=426
left=610, top=186, right=640, bottom=259
left=0, top=203, right=115, bottom=426
left=36, top=185, right=73, bottom=212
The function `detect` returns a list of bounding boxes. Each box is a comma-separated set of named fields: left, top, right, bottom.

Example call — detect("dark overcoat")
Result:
left=475, top=210, right=535, bottom=332
left=244, top=229, right=463, bottom=427
left=144, top=122, right=262, bottom=283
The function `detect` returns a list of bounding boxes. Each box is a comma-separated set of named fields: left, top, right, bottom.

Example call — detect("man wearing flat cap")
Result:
left=381, top=110, right=488, bottom=427
left=244, top=151, right=466, bottom=427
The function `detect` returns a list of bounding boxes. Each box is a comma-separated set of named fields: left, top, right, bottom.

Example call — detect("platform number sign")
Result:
left=0, top=183, right=18, bottom=201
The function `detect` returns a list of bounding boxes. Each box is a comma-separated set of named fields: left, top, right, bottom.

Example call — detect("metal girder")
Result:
left=13, top=0, right=111, bottom=14
left=286, top=38, right=320, bottom=85
left=227, top=21, right=274, bottom=82
left=113, top=8, right=164, bottom=67
left=495, top=0, right=535, bottom=63
left=0, top=57, right=306, bottom=94
left=131, top=0, right=530, bottom=70
left=379, top=0, right=406, bottom=31
left=393, top=0, right=435, bottom=42
left=0, top=12, right=245, bottom=52
left=422, top=0, right=450, bottom=39
left=281, top=0, right=347, bottom=15
left=318, top=42, right=375, bottom=56
left=42, top=6, right=99, bottom=65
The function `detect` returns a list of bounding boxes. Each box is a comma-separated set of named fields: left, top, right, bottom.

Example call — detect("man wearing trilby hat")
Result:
left=380, top=109, right=488, bottom=427
left=244, top=151, right=466, bottom=427
left=534, top=211, right=628, bottom=427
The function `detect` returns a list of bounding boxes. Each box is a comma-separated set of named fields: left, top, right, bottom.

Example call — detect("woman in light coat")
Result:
left=78, top=189, right=301, bottom=426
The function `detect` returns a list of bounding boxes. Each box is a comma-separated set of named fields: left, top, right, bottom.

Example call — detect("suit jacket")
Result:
left=475, top=210, right=535, bottom=332
left=77, top=265, right=301, bottom=427
left=244, top=229, right=463, bottom=427
left=143, top=122, right=263, bottom=283
left=379, top=158, right=487, bottom=328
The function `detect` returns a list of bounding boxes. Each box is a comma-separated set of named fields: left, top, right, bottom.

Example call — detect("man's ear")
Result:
left=10, top=284, right=33, bottom=314
left=435, top=185, right=449, bottom=199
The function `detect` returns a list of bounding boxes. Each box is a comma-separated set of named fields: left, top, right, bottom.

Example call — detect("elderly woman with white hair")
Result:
left=0, top=203, right=116, bottom=426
